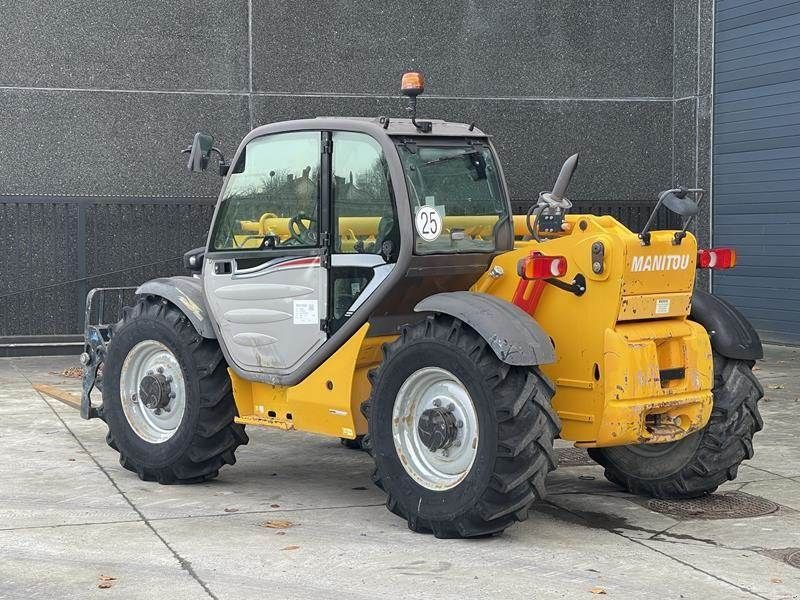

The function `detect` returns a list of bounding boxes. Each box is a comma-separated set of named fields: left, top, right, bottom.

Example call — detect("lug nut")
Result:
left=456, top=419, right=463, bottom=428
left=79, top=352, right=91, bottom=366
left=163, top=406, right=171, bottom=413
left=154, top=408, right=162, bottom=415
left=165, top=375, right=173, bottom=383
left=169, top=392, right=176, bottom=399
left=447, top=403, right=455, bottom=412
left=131, top=393, right=138, bottom=403
left=147, top=370, right=154, bottom=376
left=432, top=399, right=441, bottom=407
left=453, top=440, right=462, bottom=447
left=157, top=366, right=164, bottom=374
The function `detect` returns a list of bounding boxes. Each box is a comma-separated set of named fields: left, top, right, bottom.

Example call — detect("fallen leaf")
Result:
left=281, top=545, right=300, bottom=551
left=98, top=575, right=116, bottom=581
left=768, top=384, right=784, bottom=390
left=261, top=519, right=293, bottom=529
left=98, top=582, right=113, bottom=589
left=223, top=507, right=238, bottom=513
left=270, top=504, right=280, bottom=508
left=589, top=588, right=607, bottom=595
left=771, top=578, right=782, bottom=584
left=52, top=366, right=83, bottom=378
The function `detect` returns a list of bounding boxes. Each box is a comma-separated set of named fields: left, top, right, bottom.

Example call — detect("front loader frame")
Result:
left=80, top=286, right=137, bottom=420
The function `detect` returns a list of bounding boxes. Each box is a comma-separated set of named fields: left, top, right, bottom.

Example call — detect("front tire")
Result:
left=588, top=352, right=763, bottom=498
left=364, top=315, right=559, bottom=538
left=102, top=297, right=248, bottom=484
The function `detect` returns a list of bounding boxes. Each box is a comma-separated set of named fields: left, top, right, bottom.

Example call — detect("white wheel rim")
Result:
left=119, top=340, right=187, bottom=444
left=392, top=367, right=479, bottom=491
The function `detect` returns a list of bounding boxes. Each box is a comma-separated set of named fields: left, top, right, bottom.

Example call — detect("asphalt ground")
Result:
left=0, top=345, right=798, bottom=599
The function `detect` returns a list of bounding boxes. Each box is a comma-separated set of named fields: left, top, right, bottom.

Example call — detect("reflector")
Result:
left=517, top=253, right=568, bottom=280
left=697, top=248, right=737, bottom=269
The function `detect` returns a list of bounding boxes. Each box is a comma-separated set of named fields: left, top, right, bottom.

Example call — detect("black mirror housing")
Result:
left=661, top=191, right=699, bottom=218
left=186, top=132, right=215, bottom=173
left=183, top=246, right=205, bottom=274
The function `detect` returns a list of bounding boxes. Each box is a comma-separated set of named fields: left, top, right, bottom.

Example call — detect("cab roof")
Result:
left=245, top=117, right=488, bottom=143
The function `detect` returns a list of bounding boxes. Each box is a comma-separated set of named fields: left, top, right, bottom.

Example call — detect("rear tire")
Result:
left=102, top=296, right=248, bottom=484
left=364, top=315, right=559, bottom=538
left=588, top=352, right=763, bottom=498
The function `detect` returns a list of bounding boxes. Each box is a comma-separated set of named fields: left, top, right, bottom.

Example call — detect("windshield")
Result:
left=396, top=142, right=508, bottom=254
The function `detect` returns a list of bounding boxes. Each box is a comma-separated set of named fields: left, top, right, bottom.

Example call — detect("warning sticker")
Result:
left=655, top=298, right=671, bottom=315
left=415, top=205, right=443, bottom=242
left=293, top=299, right=319, bottom=325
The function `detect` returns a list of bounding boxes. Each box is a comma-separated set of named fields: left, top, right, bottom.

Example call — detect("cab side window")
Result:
left=332, top=132, right=398, bottom=261
left=210, top=131, right=321, bottom=251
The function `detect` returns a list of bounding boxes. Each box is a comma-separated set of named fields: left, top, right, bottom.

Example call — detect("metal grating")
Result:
left=647, top=491, right=779, bottom=520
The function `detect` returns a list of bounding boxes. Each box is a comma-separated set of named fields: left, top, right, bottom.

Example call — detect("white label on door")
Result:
left=415, top=205, right=443, bottom=242
left=293, top=299, right=319, bottom=325
left=655, top=298, right=671, bottom=314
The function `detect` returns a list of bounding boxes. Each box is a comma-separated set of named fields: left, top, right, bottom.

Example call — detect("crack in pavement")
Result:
left=14, top=362, right=219, bottom=600
left=742, top=463, right=800, bottom=482
left=0, top=502, right=388, bottom=533
left=542, top=501, right=773, bottom=600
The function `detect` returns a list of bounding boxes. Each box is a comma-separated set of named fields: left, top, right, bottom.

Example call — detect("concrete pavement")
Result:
left=0, top=346, right=798, bottom=599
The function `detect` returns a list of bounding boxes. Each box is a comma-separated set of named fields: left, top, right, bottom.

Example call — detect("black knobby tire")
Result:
left=363, top=314, right=560, bottom=538
left=588, top=352, right=763, bottom=498
left=102, top=296, right=248, bottom=484
left=340, top=436, right=366, bottom=450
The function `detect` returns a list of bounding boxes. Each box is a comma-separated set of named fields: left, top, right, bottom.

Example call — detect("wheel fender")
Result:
left=690, top=289, right=762, bottom=361
left=414, top=291, right=555, bottom=366
left=136, top=276, right=216, bottom=339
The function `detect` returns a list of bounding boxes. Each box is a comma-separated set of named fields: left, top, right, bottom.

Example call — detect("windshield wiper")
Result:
left=422, top=150, right=475, bottom=167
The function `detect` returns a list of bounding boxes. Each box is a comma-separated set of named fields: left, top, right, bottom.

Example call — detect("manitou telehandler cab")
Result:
left=80, top=73, right=764, bottom=538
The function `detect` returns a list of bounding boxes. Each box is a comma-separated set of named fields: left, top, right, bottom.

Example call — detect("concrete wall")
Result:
left=0, top=1, right=713, bottom=339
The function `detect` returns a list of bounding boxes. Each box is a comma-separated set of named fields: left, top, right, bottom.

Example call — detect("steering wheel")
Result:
left=288, top=213, right=318, bottom=245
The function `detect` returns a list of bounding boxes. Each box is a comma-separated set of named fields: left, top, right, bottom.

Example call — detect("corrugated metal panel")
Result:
left=714, top=0, right=800, bottom=344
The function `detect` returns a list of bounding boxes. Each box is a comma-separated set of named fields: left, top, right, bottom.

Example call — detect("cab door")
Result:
left=203, top=130, right=330, bottom=376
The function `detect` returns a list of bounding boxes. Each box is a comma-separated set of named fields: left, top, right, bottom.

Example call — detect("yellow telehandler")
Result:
left=79, top=73, right=763, bottom=538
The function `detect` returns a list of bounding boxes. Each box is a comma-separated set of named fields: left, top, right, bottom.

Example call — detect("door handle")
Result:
left=213, top=261, right=232, bottom=275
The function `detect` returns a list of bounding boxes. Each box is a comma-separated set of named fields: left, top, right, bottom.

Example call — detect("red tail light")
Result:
left=697, top=247, right=737, bottom=269
left=518, top=253, right=568, bottom=279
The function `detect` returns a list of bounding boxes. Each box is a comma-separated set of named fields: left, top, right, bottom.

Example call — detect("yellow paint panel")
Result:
left=472, top=214, right=715, bottom=447
left=231, top=325, right=396, bottom=439
left=618, top=292, right=692, bottom=321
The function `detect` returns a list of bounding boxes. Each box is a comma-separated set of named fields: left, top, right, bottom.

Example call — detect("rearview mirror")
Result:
left=186, top=132, right=215, bottom=173
left=661, top=190, right=699, bottom=217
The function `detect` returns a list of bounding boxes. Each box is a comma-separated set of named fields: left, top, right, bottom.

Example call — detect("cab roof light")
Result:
left=697, top=247, right=737, bottom=269
left=401, top=71, right=432, bottom=133
left=400, top=71, right=425, bottom=97
left=517, top=253, right=568, bottom=280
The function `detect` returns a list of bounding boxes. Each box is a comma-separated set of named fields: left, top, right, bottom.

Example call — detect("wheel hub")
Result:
left=139, top=373, right=172, bottom=410
left=417, top=407, right=459, bottom=452
left=392, top=367, right=479, bottom=491
left=120, top=340, right=186, bottom=444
